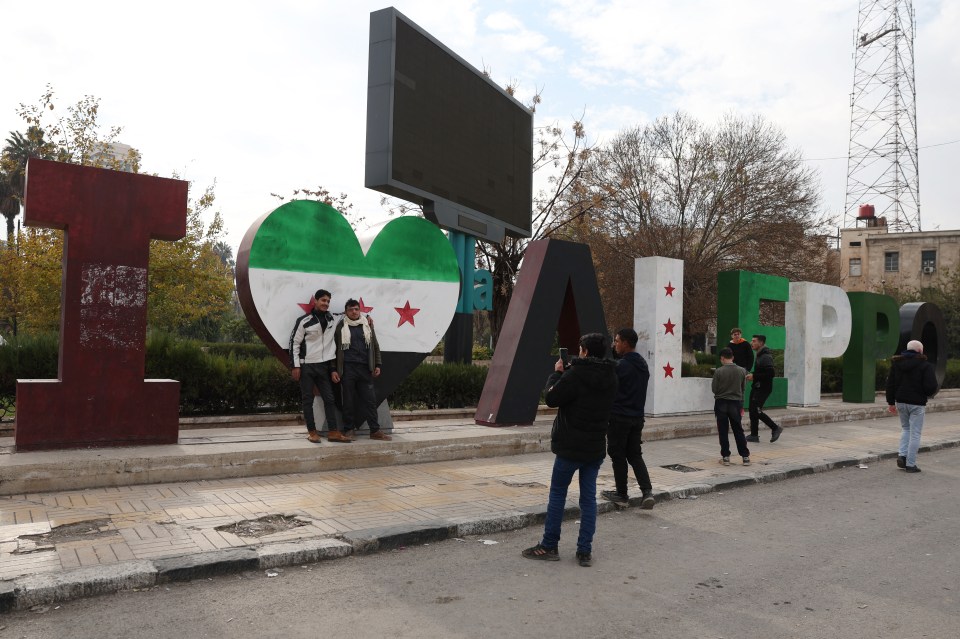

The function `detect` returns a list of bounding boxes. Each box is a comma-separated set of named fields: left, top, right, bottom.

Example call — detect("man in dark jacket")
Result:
left=332, top=299, right=391, bottom=441
left=601, top=328, right=655, bottom=509
left=522, top=333, right=618, bottom=567
left=745, top=334, right=783, bottom=443
left=886, top=340, right=939, bottom=472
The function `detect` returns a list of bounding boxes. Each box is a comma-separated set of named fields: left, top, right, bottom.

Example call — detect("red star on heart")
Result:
left=297, top=296, right=315, bottom=313
left=663, top=318, right=676, bottom=335
left=664, top=282, right=675, bottom=297
left=395, top=300, right=420, bottom=327
left=663, top=362, right=675, bottom=378
left=358, top=297, right=374, bottom=313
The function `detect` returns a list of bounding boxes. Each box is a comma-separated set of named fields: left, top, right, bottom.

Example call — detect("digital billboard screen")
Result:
left=365, top=7, right=533, bottom=241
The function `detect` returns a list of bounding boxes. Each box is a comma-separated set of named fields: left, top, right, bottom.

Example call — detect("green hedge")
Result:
left=388, top=363, right=488, bottom=410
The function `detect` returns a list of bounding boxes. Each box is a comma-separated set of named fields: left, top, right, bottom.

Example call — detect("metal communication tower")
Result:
left=844, top=0, right=920, bottom=231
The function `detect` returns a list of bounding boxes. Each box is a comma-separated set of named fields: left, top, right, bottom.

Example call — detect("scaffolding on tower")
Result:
left=844, top=0, right=920, bottom=232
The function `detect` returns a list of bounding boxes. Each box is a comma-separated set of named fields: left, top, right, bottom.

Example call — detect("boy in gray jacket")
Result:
left=712, top=348, right=750, bottom=466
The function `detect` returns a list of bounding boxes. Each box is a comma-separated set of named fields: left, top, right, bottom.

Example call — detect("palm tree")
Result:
left=0, top=172, right=19, bottom=241
left=1, top=127, right=49, bottom=240
left=212, top=241, right=235, bottom=268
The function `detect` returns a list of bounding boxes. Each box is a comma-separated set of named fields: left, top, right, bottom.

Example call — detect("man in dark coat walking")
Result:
left=601, top=328, right=655, bottom=509
left=886, top=340, right=939, bottom=472
left=745, top=334, right=783, bottom=443
left=522, top=333, right=618, bottom=567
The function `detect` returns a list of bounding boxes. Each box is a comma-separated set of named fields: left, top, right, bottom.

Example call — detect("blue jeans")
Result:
left=541, top=455, right=603, bottom=554
left=897, top=402, right=926, bottom=467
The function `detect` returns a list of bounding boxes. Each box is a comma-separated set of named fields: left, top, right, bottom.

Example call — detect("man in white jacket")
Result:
left=290, top=289, right=351, bottom=443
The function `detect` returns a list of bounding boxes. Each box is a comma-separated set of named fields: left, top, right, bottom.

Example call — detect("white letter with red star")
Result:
left=635, top=257, right=713, bottom=416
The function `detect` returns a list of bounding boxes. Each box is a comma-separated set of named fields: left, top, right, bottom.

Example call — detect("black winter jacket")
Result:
left=727, top=339, right=754, bottom=372
left=611, top=351, right=649, bottom=417
left=751, top=346, right=775, bottom=393
left=544, top=356, right=618, bottom=462
left=885, top=351, right=938, bottom=406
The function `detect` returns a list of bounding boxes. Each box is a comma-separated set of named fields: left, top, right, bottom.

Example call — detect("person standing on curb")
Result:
left=712, top=348, right=751, bottom=466
left=726, top=327, right=754, bottom=372
left=290, top=289, right=345, bottom=443
left=886, top=339, right=939, bottom=473
left=601, top=328, right=655, bottom=509
left=745, top=334, right=783, bottom=444
left=333, top=299, right=392, bottom=441
left=522, top=333, right=618, bottom=568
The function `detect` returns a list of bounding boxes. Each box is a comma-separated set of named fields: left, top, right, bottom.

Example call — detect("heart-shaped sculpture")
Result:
left=236, top=200, right=460, bottom=402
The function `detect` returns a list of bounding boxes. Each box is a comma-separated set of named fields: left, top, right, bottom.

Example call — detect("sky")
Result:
left=3, top=0, right=958, bottom=254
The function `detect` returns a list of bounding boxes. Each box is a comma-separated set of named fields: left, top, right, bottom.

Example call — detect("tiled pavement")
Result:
left=2, top=399, right=960, bottom=609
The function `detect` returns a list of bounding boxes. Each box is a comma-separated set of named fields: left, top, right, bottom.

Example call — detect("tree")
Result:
left=1, top=126, right=49, bottom=239
left=0, top=86, right=232, bottom=337
left=573, top=111, right=834, bottom=338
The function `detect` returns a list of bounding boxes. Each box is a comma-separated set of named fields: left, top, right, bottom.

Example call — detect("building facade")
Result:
left=840, top=218, right=960, bottom=293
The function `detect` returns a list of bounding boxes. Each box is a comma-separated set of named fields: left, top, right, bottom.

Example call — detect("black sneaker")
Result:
left=521, top=543, right=560, bottom=561
left=897, top=455, right=906, bottom=469
left=601, top=490, right=629, bottom=504
left=576, top=551, right=592, bottom=567
left=745, top=435, right=760, bottom=443
left=770, top=426, right=783, bottom=443
left=904, top=465, right=921, bottom=473
left=640, top=490, right=655, bottom=510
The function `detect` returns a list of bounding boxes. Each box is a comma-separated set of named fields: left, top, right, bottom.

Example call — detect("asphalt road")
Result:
left=3, top=448, right=958, bottom=639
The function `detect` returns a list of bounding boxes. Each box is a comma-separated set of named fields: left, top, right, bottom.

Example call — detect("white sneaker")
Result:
left=743, top=457, right=751, bottom=466
left=721, top=457, right=730, bottom=466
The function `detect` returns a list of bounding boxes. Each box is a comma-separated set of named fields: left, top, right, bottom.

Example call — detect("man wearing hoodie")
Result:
left=522, top=333, right=618, bottom=567
left=745, top=334, right=783, bottom=443
left=886, top=339, right=939, bottom=473
left=601, top=328, right=655, bottom=509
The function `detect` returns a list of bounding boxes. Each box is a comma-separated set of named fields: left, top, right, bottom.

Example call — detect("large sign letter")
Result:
left=785, top=282, right=852, bottom=406
left=716, top=270, right=789, bottom=407
left=636, top=257, right=712, bottom=415
left=843, top=292, right=899, bottom=403
left=898, top=302, right=947, bottom=386
left=475, top=239, right=606, bottom=425
left=15, top=159, right=187, bottom=450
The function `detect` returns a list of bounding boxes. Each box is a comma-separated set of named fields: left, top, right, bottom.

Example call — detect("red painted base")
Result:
left=15, top=379, right=180, bottom=451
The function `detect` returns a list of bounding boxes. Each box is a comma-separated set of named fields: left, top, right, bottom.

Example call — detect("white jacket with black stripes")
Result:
left=289, top=310, right=341, bottom=367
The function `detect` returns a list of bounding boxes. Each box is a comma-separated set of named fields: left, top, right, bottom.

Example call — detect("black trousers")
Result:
left=300, top=361, right=339, bottom=432
left=607, top=414, right=652, bottom=494
left=714, top=398, right=750, bottom=458
left=748, top=388, right=779, bottom=437
left=341, top=362, right=381, bottom=432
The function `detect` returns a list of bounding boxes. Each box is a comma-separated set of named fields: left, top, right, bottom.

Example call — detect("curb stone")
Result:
left=155, top=548, right=259, bottom=583
left=257, top=539, right=353, bottom=569
left=12, top=561, right=156, bottom=610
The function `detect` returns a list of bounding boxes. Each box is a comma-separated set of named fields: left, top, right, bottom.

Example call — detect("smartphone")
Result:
left=559, top=347, right=570, bottom=366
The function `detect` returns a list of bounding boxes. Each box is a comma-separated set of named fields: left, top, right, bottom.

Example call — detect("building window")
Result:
left=921, top=250, right=937, bottom=270
left=884, top=252, right=899, bottom=272
left=849, top=258, right=862, bottom=277
left=849, top=241, right=862, bottom=247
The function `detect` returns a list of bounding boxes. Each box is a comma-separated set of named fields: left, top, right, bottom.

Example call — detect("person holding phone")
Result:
left=522, top=333, right=618, bottom=567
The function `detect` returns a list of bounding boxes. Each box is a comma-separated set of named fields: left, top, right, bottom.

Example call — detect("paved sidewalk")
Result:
left=2, top=402, right=960, bottom=611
